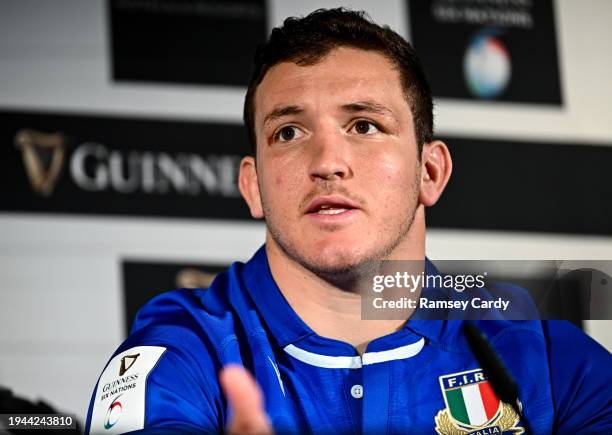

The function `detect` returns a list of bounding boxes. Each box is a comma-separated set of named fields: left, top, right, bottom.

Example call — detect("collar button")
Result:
left=350, top=384, right=363, bottom=399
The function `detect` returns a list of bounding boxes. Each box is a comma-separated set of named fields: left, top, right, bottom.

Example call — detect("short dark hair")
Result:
left=243, top=8, right=433, bottom=155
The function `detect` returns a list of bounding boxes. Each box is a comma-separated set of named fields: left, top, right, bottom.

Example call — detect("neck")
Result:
left=266, top=208, right=426, bottom=354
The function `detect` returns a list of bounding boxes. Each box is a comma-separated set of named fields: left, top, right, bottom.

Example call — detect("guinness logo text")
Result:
left=15, top=130, right=241, bottom=198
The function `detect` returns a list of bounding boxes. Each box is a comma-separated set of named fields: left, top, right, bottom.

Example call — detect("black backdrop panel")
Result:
left=430, top=137, right=612, bottom=235
left=408, top=0, right=562, bottom=104
left=109, top=0, right=267, bottom=86
left=0, top=110, right=252, bottom=220
left=122, top=260, right=228, bottom=334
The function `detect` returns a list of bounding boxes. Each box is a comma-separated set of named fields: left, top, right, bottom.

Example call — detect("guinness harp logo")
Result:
left=119, top=353, right=140, bottom=376
left=14, top=128, right=67, bottom=196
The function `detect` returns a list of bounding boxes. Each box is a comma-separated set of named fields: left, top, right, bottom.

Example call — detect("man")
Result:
left=85, top=9, right=611, bottom=434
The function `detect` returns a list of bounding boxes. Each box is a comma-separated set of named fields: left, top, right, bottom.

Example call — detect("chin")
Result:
left=269, top=225, right=379, bottom=278
left=303, top=243, right=372, bottom=275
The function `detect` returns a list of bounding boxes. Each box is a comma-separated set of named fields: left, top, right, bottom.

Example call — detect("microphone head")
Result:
left=463, top=322, right=519, bottom=405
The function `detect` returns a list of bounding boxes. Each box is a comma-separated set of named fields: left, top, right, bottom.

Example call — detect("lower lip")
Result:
left=305, top=208, right=360, bottom=223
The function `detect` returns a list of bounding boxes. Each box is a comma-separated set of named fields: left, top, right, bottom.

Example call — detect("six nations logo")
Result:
left=104, top=394, right=124, bottom=430
left=435, top=368, right=524, bottom=434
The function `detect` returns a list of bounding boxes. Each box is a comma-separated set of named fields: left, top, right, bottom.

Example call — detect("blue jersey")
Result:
left=86, top=246, right=612, bottom=434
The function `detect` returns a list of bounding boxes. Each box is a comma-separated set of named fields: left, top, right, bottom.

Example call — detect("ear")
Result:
left=419, top=140, right=452, bottom=207
left=239, top=156, right=264, bottom=219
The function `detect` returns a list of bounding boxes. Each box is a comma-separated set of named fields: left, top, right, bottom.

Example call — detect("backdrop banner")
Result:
left=1, top=110, right=251, bottom=220
left=3, top=111, right=611, bottom=233
left=408, top=0, right=562, bottom=104
left=122, top=259, right=228, bottom=333
left=109, top=0, right=267, bottom=86
left=430, top=136, right=612, bottom=235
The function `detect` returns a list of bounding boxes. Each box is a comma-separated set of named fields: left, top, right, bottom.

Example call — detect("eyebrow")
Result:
left=262, top=105, right=303, bottom=127
left=261, top=100, right=395, bottom=128
left=341, top=101, right=395, bottom=117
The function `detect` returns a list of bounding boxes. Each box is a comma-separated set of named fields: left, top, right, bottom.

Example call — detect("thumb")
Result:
left=219, top=364, right=273, bottom=435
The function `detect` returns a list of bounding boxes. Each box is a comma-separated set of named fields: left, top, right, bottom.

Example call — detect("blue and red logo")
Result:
left=464, top=30, right=512, bottom=99
left=104, top=394, right=123, bottom=430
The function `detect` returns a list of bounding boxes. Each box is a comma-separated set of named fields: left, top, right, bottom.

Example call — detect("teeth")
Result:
left=317, top=208, right=347, bottom=215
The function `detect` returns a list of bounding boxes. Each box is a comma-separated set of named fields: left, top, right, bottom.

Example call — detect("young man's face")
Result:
left=243, top=47, right=424, bottom=276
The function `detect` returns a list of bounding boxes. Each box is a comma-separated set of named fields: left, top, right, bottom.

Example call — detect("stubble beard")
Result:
left=262, top=175, right=421, bottom=288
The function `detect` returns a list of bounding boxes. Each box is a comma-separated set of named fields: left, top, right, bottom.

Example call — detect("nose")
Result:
left=308, top=128, right=353, bottom=181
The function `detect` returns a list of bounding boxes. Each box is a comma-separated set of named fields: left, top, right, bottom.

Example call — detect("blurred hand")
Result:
left=219, top=364, right=273, bottom=435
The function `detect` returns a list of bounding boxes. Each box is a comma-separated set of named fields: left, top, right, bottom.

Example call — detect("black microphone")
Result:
left=463, top=322, right=533, bottom=434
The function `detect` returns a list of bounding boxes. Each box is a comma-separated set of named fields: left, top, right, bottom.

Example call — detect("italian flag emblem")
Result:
left=435, top=368, right=524, bottom=434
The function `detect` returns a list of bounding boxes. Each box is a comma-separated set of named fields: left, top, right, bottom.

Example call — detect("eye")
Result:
left=351, top=120, right=380, bottom=135
left=274, top=126, right=305, bottom=142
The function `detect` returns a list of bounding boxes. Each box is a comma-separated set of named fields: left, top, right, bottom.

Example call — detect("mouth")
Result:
left=305, top=195, right=360, bottom=217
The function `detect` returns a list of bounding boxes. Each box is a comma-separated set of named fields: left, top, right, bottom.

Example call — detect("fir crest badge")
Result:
left=435, top=368, right=524, bottom=434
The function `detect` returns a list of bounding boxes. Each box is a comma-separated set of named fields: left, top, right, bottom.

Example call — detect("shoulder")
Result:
left=541, top=321, right=611, bottom=433
left=119, top=264, right=258, bottom=378
left=541, top=320, right=609, bottom=357
left=541, top=321, right=611, bottom=399
left=469, top=320, right=611, bottom=432
left=85, top=264, right=258, bottom=434
left=473, top=319, right=610, bottom=373
left=86, top=339, right=226, bottom=433
left=85, top=290, right=228, bottom=434
left=130, top=262, right=254, bottom=352
left=540, top=320, right=611, bottom=394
